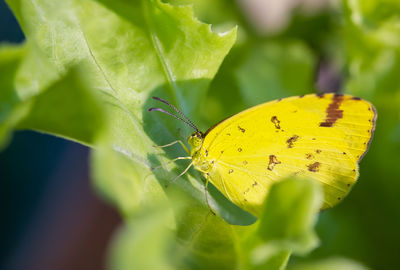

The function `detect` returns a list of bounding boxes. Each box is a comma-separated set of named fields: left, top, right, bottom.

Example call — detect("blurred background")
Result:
left=1, top=0, right=400, bottom=269
left=0, top=2, right=121, bottom=269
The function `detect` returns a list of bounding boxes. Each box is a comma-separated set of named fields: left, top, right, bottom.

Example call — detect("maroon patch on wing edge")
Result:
left=319, top=94, right=344, bottom=127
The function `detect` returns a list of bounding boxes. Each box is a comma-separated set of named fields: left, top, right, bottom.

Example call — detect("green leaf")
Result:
left=342, top=0, right=400, bottom=99
left=107, top=206, right=179, bottom=270
left=166, top=0, right=241, bottom=29
left=288, top=257, right=370, bottom=270
left=3, top=0, right=379, bottom=269
left=257, top=178, right=322, bottom=255
left=106, top=177, right=324, bottom=270
left=3, top=1, right=252, bottom=268
left=0, top=44, right=29, bottom=148
left=0, top=44, right=103, bottom=147
left=93, top=0, right=237, bottom=113
left=16, top=67, right=104, bottom=145
left=239, top=178, right=323, bottom=270
left=5, top=0, right=241, bottom=219
left=174, top=204, right=239, bottom=270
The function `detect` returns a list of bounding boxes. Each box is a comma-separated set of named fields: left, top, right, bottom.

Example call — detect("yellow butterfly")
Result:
left=149, top=94, right=376, bottom=217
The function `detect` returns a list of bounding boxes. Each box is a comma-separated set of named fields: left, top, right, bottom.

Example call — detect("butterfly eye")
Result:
left=188, top=133, right=203, bottom=150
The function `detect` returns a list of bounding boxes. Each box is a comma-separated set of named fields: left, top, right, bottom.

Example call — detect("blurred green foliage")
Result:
left=1, top=0, right=399, bottom=269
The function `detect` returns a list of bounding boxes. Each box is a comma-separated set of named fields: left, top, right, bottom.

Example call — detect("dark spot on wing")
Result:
left=243, top=160, right=248, bottom=165
left=286, top=135, right=299, bottom=148
left=343, top=152, right=346, bottom=155
left=337, top=197, right=341, bottom=200
left=226, top=133, right=231, bottom=136
left=252, top=182, right=258, bottom=187
left=319, top=94, right=344, bottom=127
left=238, top=126, right=245, bottom=133
left=221, top=150, right=224, bottom=154
left=347, top=183, right=351, bottom=187
left=205, top=150, right=208, bottom=157
left=228, top=169, right=233, bottom=174
left=306, top=153, right=314, bottom=159
left=268, top=155, right=281, bottom=171
left=315, top=149, right=322, bottom=154
left=238, top=147, right=242, bottom=152
left=307, top=162, right=321, bottom=172
left=271, top=116, right=281, bottom=129
left=312, top=138, right=316, bottom=140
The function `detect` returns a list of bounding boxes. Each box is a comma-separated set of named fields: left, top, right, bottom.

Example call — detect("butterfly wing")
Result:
left=203, top=94, right=376, bottom=216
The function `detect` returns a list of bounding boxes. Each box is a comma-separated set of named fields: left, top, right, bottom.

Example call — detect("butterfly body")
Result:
left=189, top=132, right=213, bottom=173
left=187, top=93, right=376, bottom=216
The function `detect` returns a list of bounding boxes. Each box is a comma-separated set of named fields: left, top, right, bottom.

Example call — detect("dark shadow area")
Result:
left=0, top=1, right=24, bottom=43
left=0, top=131, right=121, bottom=270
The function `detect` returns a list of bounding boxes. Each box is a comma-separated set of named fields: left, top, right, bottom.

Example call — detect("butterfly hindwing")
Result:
left=202, top=94, right=376, bottom=216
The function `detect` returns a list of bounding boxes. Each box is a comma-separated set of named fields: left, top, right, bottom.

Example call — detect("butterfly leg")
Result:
left=151, top=156, right=192, bottom=171
left=153, top=140, right=190, bottom=154
left=165, top=161, right=193, bottom=188
left=204, top=174, right=216, bottom=215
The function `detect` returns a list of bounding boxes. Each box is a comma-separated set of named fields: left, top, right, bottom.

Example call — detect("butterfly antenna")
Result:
left=148, top=107, right=199, bottom=132
left=151, top=97, right=199, bottom=132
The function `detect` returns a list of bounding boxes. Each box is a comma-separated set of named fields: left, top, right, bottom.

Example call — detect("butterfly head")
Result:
left=188, top=131, right=204, bottom=153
